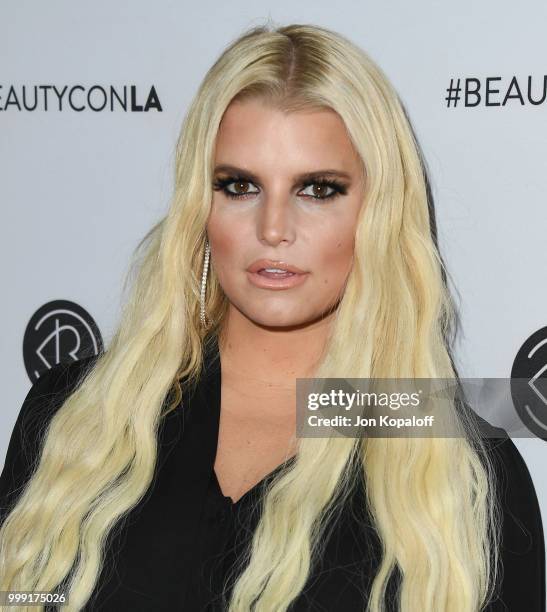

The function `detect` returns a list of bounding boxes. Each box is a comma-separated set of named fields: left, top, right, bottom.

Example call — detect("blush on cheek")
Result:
left=210, top=233, right=238, bottom=257
left=321, top=244, right=355, bottom=296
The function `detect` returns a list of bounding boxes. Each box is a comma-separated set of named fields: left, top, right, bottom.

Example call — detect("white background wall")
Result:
left=2, top=0, right=546, bottom=583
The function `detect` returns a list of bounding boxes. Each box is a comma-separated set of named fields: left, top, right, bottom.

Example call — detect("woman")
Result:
left=0, top=22, right=544, bottom=612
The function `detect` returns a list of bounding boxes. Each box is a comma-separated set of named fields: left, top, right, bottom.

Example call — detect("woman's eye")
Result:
left=213, top=177, right=346, bottom=201
left=223, top=180, right=259, bottom=198
left=299, top=183, right=337, bottom=199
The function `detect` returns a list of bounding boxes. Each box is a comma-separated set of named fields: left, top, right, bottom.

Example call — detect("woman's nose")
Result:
left=256, top=195, right=296, bottom=246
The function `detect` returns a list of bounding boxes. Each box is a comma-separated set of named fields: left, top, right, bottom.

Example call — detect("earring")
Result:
left=200, top=239, right=210, bottom=327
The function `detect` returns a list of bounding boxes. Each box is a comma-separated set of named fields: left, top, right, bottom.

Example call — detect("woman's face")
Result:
left=207, top=97, right=366, bottom=328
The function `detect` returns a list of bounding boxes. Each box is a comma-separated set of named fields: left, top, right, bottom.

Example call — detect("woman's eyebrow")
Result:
left=213, top=164, right=352, bottom=183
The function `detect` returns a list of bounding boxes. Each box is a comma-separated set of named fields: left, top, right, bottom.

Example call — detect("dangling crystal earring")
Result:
left=200, top=239, right=210, bottom=327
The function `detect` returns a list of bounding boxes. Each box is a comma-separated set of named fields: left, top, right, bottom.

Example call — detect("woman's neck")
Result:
left=217, top=307, right=333, bottom=388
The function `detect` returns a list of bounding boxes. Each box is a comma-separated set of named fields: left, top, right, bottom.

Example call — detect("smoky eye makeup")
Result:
left=212, top=173, right=350, bottom=202
left=212, top=175, right=259, bottom=198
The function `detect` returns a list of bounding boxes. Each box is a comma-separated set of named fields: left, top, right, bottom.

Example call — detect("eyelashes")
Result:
left=212, top=174, right=348, bottom=202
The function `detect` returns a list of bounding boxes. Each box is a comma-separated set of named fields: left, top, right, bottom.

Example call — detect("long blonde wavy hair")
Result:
left=0, top=22, right=501, bottom=611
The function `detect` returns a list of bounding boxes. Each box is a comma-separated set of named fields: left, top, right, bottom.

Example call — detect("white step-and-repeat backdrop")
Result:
left=2, top=0, right=546, bottom=568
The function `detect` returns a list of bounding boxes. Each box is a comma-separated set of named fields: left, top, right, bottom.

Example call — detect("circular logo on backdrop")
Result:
left=23, top=299, right=103, bottom=383
left=510, top=325, right=547, bottom=441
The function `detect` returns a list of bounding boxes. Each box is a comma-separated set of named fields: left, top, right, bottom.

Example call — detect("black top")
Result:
left=1, top=338, right=545, bottom=611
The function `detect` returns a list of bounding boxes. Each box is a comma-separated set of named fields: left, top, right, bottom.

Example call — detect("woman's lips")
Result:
left=246, top=269, right=309, bottom=290
left=257, top=269, right=295, bottom=279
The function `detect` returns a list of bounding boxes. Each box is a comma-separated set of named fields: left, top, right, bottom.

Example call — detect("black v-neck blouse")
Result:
left=1, top=338, right=545, bottom=611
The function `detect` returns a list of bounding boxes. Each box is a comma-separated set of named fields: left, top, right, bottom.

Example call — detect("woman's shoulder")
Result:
left=12, top=357, right=97, bottom=441
left=0, top=356, right=98, bottom=519
left=476, top=420, right=546, bottom=609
